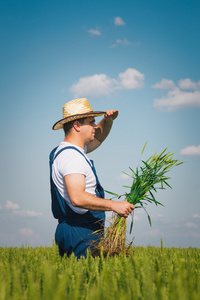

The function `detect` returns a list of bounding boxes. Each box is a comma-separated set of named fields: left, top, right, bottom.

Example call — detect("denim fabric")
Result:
left=49, top=146, right=105, bottom=258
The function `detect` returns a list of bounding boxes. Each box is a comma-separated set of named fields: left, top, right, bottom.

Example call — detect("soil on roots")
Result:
left=91, top=246, right=131, bottom=258
left=91, top=215, right=133, bottom=257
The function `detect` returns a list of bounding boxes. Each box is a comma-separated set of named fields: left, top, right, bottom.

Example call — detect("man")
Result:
left=49, top=98, right=135, bottom=259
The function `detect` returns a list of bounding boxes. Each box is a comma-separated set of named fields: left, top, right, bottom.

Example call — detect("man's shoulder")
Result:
left=54, top=144, right=91, bottom=176
left=55, top=143, right=87, bottom=163
left=56, top=143, right=83, bottom=156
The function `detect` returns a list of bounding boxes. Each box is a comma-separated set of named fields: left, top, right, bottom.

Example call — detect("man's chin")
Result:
left=86, top=137, right=95, bottom=145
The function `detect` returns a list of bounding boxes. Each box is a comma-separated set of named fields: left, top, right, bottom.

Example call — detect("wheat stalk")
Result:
left=92, top=142, right=184, bottom=257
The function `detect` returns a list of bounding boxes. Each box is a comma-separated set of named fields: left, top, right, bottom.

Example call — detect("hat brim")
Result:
left=52, top=111, right=105, bottom=130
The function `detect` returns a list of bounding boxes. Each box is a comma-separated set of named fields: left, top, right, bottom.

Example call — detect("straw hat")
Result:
left=52, top=98, right=105, bottom=130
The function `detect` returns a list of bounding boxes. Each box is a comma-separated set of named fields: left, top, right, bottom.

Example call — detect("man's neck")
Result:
left=64, top=136, right=85, bottom=150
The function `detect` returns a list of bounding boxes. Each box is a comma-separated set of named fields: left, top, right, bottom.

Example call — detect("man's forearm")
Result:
left=95, top=117, right=113, bottom=143
left=70, top=190, right=135, bottom=218
left=71, top=190, right=114, bottom=211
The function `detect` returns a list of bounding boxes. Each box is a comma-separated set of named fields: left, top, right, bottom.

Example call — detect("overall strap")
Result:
left=52, top=146, right=92, bottom=168
left=49, top=146, right=105, bottom=220
left=51, top=146, right=104, bottom=199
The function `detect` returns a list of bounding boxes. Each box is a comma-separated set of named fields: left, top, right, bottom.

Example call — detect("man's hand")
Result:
left=104, top=110, right=118, bottom=122
left=111, top=201, right=135, bottom=218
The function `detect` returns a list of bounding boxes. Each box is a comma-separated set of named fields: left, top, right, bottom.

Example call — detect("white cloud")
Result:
left=153, top=78, right=200, bottom=111
left=116, top=38, right=131, bottom=46
left=114, top=16, right=125, bottom=26
left=117, top=173, right=131, bottom=181
left=88, top=29, right=101, bottom=36
left=69, top=68, right=145, bottom=97
left=19, top=228, right=34, bottom=236
left=0, top=205, right=2, bottom=210
left=5, top=200, right=43, bottom=217
left=152, top=78, right=175, bottom=90
left=6, top=201, right=19, bottom=210
left=193, top=213, right=200, bottom=219
left=120, top=173, right=131, bottom=180
left=178, top=78, right=199, bottom=90
left=14, top=210, right=43, bottom=217
left=185, top=222, right=198, bottom=229
left=154, top=88, right=200, bottom=111
left=118, top=68, right=144, bottom=89
left=111, top=39, right=139, bottom=48
left=180, top=145, right=200, bottom=156
left=70, top=74, right=118, bottom=98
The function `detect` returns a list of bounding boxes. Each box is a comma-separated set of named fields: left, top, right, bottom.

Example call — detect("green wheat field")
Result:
left=0, top=242, right=199, bottom=300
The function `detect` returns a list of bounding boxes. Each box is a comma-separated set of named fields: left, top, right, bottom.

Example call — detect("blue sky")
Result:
left=0, top=0, right=200, bottom=248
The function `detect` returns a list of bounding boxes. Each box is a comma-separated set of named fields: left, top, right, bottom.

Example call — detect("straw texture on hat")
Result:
left=52, top=98, right=105, bottom=130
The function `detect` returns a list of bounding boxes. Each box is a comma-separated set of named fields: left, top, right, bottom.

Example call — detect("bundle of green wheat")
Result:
left=92, top=143, right=184, bottom=257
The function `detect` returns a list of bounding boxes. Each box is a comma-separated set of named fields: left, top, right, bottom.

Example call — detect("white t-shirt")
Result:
left=52, top=142, right=97, bottom=214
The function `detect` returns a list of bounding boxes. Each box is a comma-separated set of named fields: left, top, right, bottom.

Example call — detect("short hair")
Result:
left=63, top=117, right=87, bottom=135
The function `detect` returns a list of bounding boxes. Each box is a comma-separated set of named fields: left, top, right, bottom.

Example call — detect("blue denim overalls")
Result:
left=49, top=146, right=105, bottom=259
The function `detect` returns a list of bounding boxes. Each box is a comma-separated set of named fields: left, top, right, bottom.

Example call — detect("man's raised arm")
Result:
left=87, top=110, right=118, bottom=153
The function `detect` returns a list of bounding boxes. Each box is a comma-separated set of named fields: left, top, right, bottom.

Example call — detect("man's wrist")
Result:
left=108, top=199, right=115, bottom=212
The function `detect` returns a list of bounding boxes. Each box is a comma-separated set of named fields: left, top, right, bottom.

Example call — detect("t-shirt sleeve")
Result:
left=58, top=151, right=87, bottom=177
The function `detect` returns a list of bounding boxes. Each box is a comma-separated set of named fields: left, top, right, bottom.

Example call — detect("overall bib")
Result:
left=49, top=146, right=105, bottom=259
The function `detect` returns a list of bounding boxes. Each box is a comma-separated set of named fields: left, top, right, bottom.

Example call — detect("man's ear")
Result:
left=73, top=120, right=81, bottom=132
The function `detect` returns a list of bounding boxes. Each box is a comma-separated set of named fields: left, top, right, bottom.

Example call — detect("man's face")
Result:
left=80, top=117, right=97, bottom=144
